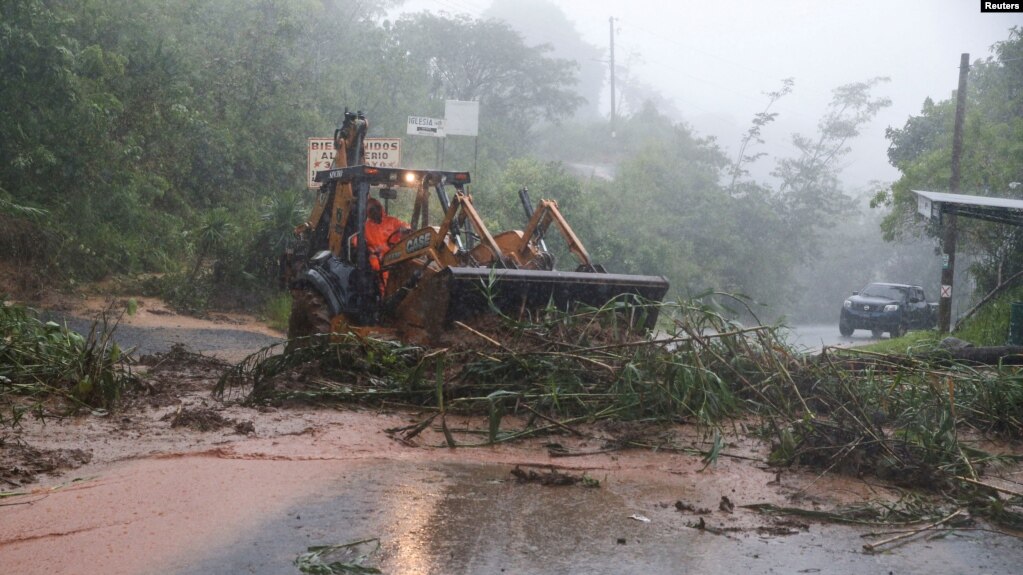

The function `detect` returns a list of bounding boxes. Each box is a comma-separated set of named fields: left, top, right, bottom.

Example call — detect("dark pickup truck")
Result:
left=839, top=282, right=937, bottom=338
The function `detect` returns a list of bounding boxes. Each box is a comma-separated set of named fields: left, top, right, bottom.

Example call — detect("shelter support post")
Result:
left=938, top=206, right=958, bottom=333
left=939, top=53, right=970, bottom=334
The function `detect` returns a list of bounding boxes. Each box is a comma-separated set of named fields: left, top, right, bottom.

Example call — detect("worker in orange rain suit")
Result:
left=363, top=197, right=409, bottom=293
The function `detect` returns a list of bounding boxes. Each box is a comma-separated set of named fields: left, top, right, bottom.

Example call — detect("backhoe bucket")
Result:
left=440, top=267, right=670, bottom=330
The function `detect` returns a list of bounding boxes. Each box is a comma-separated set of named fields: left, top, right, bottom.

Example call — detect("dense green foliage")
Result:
left=0, top=0, right=931, bottom=320
left=876, top=28, right=1023, bottom=298
left=0, top=0, right=582, bottom=306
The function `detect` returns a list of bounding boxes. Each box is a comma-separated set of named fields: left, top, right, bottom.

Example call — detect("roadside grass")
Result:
left=955, top=285, right=1023, bottom=346
left=261, top=292, right=292, bottom=332
left=854, top=329, right=944, bottom=355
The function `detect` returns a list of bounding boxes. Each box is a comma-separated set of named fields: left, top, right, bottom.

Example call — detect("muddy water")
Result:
left=4, top=435, right=1021, bottom=575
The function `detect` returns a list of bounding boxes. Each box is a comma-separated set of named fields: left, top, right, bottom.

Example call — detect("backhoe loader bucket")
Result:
left=439, top=267, right=670, bottom=330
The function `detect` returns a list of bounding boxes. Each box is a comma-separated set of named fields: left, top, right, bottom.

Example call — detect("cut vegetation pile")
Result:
left=5, top=291, right=1023, bottom=532
left=215, top=298, right=780, bottom=429
left=0, top=300, right=135, bottom=426
left=217, top=296, right=1023, bottom=529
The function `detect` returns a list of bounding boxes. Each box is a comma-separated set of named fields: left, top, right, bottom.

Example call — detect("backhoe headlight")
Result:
left=884, top=304, right=899, bottom=312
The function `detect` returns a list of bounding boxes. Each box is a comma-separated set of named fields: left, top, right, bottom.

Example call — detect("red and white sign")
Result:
left=940, top=285, right=953, bottom=298
left=307, top=137, right=335, bottom=188
left=363, top=138, right=401, bottom=168
left=306, top=137, right=402, bottom=188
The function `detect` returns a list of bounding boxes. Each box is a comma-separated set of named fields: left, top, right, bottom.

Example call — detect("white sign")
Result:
left=445, top=100, right=479, bottom=136
left=407, top=116, right=446, bottom=138
left=307, top=137, right=335, bottom=189
left=917, top=195, right=933, bottom=219
left=306, top=137, right=403, bottom=188
left=940, top=284, right=953, bottom=298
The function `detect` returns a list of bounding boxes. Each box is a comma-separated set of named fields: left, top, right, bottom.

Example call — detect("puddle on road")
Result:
left=168, top=461, right=1022, bottom=575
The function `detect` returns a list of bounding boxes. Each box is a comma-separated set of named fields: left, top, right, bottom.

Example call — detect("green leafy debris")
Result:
left=294, top=539, right=382, bottom=574
left=1, top=299, right=136, bottom=425
left=217, top=293, right=1023, bottom=530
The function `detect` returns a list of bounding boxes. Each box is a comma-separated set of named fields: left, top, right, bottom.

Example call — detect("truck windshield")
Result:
left=860, top=284, right=908, bottom=300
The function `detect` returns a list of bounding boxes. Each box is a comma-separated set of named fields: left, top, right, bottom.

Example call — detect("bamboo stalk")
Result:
left=862, top=509, right=964, bottom=552
left=953, top=475, right=1023, bottom=498
left=454, top=321, right=507, bottom=350
left=520, top=403, right=588, bottom=436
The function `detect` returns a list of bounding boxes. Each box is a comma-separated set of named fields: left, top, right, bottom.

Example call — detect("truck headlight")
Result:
left=843, top=300, right=851, bottom=309
left=884, top=304, right=899, bottom=312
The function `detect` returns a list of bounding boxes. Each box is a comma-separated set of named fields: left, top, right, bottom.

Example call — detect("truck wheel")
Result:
left=287, top=288, right=332, bottom=346
left=871, top=328, right=884, bottom=339
left=890, top=323, right=907, bottom=338
left=839, top=322, right=853, bottom=337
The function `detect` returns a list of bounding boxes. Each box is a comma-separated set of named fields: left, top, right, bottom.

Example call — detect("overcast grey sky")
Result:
left=396, top=0, right=1022, bottom=190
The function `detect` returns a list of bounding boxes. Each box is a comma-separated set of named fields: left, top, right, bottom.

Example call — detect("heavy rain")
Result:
left=2, top=1, right=1023, bottom=573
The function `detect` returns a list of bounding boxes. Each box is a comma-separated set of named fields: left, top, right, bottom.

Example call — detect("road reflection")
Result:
left=783, top=324, right=881, bottom=352
left=382, top=469, right=448, bottom=575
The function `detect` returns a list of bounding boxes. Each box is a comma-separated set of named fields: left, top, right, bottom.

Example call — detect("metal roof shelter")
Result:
left=914, top=190, right=1023, bottom=226
left=913, top=189, right=1023, bottom=333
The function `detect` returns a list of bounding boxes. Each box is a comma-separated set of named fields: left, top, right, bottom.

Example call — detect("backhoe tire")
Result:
left=286, top=288, right=332, bottom=347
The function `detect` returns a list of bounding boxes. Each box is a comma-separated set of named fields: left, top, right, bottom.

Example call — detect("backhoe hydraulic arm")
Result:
left=518, top=199, right=593, bottom=268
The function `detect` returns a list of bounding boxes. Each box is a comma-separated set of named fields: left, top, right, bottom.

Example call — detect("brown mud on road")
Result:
left=2, top=300, right=1023, bottom=574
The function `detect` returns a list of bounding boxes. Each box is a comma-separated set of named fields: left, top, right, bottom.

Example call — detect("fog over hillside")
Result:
left=397, top=0, right=1020, bottom=189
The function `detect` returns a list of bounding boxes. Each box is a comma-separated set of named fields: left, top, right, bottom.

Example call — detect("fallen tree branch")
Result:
left=929, top=346, right=1023, bottom=366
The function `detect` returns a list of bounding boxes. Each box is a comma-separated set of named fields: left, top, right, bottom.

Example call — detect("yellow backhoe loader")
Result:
left=287, top=110, right=669, bottom=344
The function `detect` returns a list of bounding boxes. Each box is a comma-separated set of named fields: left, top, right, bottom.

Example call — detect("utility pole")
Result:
left=939, top=53, right=969, bottom=333
left=609, top=16, right=616, bottom=138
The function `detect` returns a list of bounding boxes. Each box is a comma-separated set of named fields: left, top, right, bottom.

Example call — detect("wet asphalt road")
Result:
left=48, top=310, right=855, bottom=360
left=168, top=461, right=1022, bottom=575
left=46, top=314, right=283, bottom=359
left=783, top=324, right=881, bottom=352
